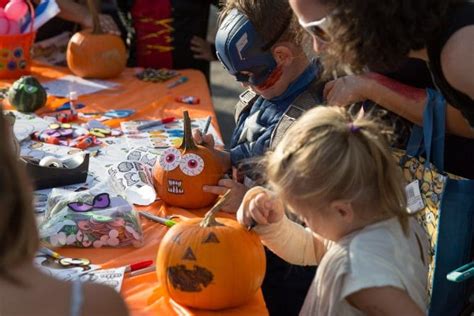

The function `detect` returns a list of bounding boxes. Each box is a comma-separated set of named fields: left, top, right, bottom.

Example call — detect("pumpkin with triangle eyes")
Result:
left=156, top=208, right=266, bottom=310
left=153, top=111, right=224, bottom=208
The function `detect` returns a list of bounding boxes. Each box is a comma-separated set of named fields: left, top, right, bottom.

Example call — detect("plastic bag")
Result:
left=39, top=188, right=143, bottom=248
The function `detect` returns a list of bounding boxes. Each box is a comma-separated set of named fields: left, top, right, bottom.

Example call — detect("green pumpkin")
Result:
left=8, top=76, right=47, bottom=113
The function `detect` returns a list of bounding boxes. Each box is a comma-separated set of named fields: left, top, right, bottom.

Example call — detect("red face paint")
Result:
left=365, top=72, right=426, bottom=102
left=256, top=65, right=283, bottom=91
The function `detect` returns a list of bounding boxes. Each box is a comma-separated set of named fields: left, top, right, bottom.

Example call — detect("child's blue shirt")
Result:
left=230, top=61, right=319, bottom=165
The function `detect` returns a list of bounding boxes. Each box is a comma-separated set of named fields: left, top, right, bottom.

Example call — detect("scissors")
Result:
left=39, top=247, right=92, bottom=269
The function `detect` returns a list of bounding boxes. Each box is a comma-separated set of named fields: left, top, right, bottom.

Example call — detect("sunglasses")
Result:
left=298, top=17, right=331, bottom=43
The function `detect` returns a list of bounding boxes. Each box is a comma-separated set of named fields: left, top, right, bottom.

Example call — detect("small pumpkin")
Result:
left=7, top=76, right=47, bottom=113
left=66, top=0, right=126, bottom=79
left=153, top=111, right=224, bottom=208
left=156, top=207, right=266, bottom=310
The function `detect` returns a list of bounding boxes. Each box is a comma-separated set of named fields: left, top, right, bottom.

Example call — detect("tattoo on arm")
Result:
left=365, top=72, right=426, bottom=102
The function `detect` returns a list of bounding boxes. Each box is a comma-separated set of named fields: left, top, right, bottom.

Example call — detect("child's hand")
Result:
left=190, top=36, right=217, bottom=62
left=193, top=128, right=215, bottom=150
left=204, top=179, right=248, bottom=213
left=193, top=128, right=231, bottom=172
left=237, top=187, right=284, bottom=228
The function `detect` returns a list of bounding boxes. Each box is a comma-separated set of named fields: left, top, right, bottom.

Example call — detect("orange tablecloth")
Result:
left=1, top=64, right=268, bottom=316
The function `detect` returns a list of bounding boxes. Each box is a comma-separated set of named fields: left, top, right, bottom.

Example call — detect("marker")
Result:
left=203, top=116, right=212, bottom=134
left=130, top=266, right=156, bottom=277
left=137, top=117, right=175, bottom=131
left=139, top=211, right=177, bottom=227
left=167, top=76, right=188, bottom=88
left=39, top=247, right=63, bottom=260
left=125, top=260, right=153, bottom=273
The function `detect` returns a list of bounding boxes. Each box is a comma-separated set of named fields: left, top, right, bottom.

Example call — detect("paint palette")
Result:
left=120, top=118, right=223, bottom=150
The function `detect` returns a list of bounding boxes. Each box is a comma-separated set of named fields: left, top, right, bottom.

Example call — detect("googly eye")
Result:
left=179, top=153, right=204, bottom=176
left=159, top=147, right=181, bottom=171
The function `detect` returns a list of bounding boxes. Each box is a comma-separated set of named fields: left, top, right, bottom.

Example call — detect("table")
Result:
left=1, top=64, right=268, bottom=316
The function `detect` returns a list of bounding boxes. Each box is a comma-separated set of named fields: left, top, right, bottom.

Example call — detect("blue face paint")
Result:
left=215, top=9, right=277, bottom=86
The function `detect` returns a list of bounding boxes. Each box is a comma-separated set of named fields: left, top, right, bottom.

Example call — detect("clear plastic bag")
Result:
left=39, top=188, right=143, bottom=248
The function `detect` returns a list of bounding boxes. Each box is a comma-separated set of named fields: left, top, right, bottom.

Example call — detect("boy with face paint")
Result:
left=194, top=1, right=324, bottom=314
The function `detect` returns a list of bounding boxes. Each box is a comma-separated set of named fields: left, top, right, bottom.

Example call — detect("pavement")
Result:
left=208, top=6, right=242, bottom=149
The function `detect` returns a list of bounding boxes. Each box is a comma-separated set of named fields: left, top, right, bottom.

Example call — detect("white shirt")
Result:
left=299, top=217, right=429, bottom=315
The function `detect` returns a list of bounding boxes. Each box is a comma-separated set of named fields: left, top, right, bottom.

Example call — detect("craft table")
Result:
left=0, top=64, right=268, bottom=316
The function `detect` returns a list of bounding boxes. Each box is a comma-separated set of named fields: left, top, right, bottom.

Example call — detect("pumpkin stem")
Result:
left=87, top=0, right=103, bottom=35
left=201, top=208, right=224, bottom=227
left=180, top=111, right=197, bottom=150
left=200, top=190, right=231, bottom=227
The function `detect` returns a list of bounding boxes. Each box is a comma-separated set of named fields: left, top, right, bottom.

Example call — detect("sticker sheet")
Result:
left=120, top=118, right=223, bottom=150
left=41, top=75, right=120, bottom=97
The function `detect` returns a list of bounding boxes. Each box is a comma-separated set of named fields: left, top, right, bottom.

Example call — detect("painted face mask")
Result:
left=215, top=9, right=279, bottom=86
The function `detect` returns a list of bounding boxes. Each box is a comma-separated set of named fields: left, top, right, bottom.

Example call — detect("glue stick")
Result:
left=69, top=91, right=78, bottom=115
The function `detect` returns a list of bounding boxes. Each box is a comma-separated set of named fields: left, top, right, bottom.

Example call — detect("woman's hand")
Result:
left=190, top=36, right=216, bottom=61
left=237, top=187, right=285, bottom=228
left=82, top=13, right=121, bottom=36
left=323, top=75, right=371, bottom=107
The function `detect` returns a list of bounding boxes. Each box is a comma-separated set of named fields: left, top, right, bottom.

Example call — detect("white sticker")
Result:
left=236, top=32, right=248, bottom=60
left=406, top=180, right=424, bottom=214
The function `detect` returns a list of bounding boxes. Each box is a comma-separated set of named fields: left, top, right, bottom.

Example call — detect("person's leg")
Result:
left=262, top=248, right=316, bottom=316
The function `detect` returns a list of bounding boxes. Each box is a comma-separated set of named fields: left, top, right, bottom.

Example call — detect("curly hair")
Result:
left=320, top=0, right=460, bottom=73
left=219, top=0, right=306, bottom=48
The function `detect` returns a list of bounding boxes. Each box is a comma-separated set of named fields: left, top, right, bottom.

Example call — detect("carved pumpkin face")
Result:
left=153, top=112, right=224, bottom=208
left=156, top=217, right=266, bottom=310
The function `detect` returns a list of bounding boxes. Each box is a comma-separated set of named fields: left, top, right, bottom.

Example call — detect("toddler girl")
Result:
left=238, top=106, right=429, bottom=315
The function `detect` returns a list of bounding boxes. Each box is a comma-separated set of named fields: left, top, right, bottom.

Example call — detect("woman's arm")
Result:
left=324, top=73, right=474, bottom=138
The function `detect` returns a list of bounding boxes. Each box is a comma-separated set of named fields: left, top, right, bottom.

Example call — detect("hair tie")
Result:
left=348, top=123, right=360, bottom=133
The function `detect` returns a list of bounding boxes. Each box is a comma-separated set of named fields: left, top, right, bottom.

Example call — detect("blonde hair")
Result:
left=266, top=106, right=409, bottom=234
left=0, top=108, right=38, bottom=281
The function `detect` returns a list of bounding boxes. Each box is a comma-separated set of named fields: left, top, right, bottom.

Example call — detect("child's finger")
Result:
left=192, top=128, right=204, bottom=144
left=249, top=198, right=269, bottom=224
left=203, top=185, right=228, bottom=195
left=217, top=178, right=236, bottom=188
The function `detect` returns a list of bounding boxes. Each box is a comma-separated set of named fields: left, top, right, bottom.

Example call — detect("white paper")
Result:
left=42, top=75, right=120, bottom=97
left=406, top=180, right=425, bottom=214
left=79, top=267, right=126, bottom=293
left=121, top=118, right=224, bottom=150
left=7, top=111, right=53, bottom=142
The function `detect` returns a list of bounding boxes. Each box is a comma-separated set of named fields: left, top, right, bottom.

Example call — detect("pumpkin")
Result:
left=153, top=111, right=224, bottom=208
left=7, top=76, right=47, bottom=113
left=66, top=0, right=126, bottom=79
left=156, top=206, right=266, bottom=310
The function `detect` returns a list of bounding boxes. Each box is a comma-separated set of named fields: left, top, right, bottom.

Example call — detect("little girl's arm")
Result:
left=238, top=187, right=327, bottom=265
left=346, top=286, right=425, bottom=316
left=254, top=216, right=327, bottom=266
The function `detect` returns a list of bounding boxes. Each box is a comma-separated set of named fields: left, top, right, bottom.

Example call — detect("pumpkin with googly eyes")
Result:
left=153, top=111, right=224, bottom=208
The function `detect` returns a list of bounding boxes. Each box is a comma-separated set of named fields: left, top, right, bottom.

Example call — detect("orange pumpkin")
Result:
left=153, top=111, right=224, bottom=208
left=156, top=208, right=266, bottom=310
left=66, top=0, right=126, bottom=79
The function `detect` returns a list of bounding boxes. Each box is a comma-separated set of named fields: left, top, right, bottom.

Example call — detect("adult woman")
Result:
left=0, top=109, right=128, bottom=316
left=289, top=0, right=474, bottom=139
